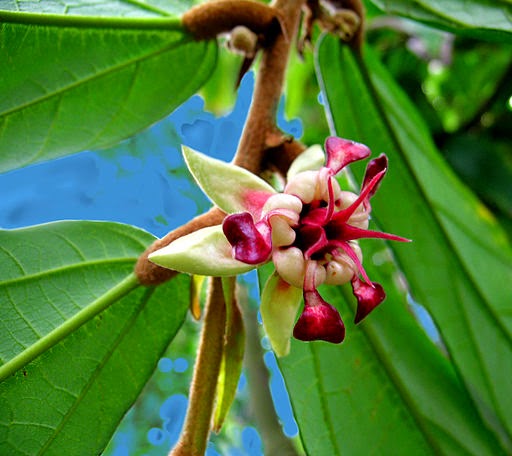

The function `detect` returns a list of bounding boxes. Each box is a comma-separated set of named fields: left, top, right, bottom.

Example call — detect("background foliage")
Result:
left=1, top=0, right=511, bottom=455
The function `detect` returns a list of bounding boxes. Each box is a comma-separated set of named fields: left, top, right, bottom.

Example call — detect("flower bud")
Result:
left=227, top=25, right=258, bottom=58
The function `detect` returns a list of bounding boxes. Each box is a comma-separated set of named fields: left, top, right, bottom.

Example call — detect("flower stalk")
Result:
left=170, top=277, right=226, bottom=456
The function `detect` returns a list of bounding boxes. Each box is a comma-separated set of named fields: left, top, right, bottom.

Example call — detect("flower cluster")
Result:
left=150, top=137, right=409, bottom=356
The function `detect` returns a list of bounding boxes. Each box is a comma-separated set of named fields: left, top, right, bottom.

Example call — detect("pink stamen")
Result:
left=303, top=260, right=318, bottom=292
left=324, top=175, right=335, bottom=223
left=334, top=170, right=386, bottom=223
left=338, top=224, right=411, bottom=243
left=300, top=225, right=329, bottom=259
left=332, top=241, right=372, bottom=285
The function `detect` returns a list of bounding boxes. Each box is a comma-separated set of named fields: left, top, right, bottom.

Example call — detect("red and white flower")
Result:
left=150, top=137, right=409, bottom=356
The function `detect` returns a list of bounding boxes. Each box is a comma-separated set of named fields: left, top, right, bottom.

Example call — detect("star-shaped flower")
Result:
left=150, top=137, right=409, bottom=356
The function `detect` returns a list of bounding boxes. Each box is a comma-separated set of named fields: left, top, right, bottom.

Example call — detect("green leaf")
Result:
left=0, top=220, right=149, bottom=371
left=268, top=247, right=505, bottom=455
left=0, top=0, right=197, bottom=18
left=369, top=0, right=512, bottom=42
left=0, top=221, right=190, bottom=454
left=421, top=41, right=512, bottom=132
left=0, top=11, right=217, bottom=173
left=316, top=34, right=512, bottom=450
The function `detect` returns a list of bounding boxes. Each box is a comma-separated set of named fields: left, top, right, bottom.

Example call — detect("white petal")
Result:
left=273, top=247, right=305, bottom=288
left=269, top=216, right=296, bottom=247
left=324, top=260, right=354, bottom=285
left=262, top=193, right=302, bottom=217
left=285, top=170, right=319, bottom=204
left=183, top=146, right=276, bottom=216
left=149, top=225, right=255, bottom=276
left=260, top=272, right=303, bottom=357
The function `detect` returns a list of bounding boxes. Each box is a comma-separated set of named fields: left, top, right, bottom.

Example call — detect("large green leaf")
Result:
left=0, top=7, right=217, bottom=173
left=0, top=221, right=190, bottom=454
left=316, top=34, right=512, bottom=449
left=0, top=0, right=198, bottom=16
left=264, top=243, right=504, bottom=455
left=369, top=0, right=512, bottom=42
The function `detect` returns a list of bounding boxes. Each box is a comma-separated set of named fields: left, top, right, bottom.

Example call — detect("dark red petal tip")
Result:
left=293, top=290, right=345, bottom=343
left=361, top=154, right=388, bottom=200
left=352, top=276, right=386, bottom=324
left=325, top=137, right=371, bottom=175
left=222, top=212, right=271, bottom=264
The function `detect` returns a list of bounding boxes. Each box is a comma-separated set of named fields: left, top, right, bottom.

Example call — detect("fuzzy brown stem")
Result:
left=135, top=0, right=305, bottom=286
left=183, top=0, right=281, bottom=40
left=170, top=277, right=227, bottom=456
left=232, top=0, right=306, bottom=173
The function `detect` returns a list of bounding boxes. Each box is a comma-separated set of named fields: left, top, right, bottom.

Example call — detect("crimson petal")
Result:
left=223, top=212, right=272, bottom=264
left=325, top=137, right=371, bottom=174
left=361, top=154, right=388, bottom=202
left=293, top=290, right=345, bottom=343
left=351, top=276, right=386, bottom=324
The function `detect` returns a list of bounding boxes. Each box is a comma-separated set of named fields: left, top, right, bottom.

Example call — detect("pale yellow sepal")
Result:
left=149, top=225, right=255, bottom=276
left=190, top=275, right=206, bottom=320
left=287, top=144, right=325, bottom=179
left=260, top=271, right=302, bottom=357
left=182, top=145, right=276, bottom=215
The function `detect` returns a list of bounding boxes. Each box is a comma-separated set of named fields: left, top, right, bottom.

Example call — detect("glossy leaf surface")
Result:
left=369, top=0, right=512, bottom=42
left=316, top=34, right=512, bottom=450
left=0, top=221, right=190, bottom=455
left=0, top=0, right=197, bottom=16
left=0, top=8, right=217, bottom=173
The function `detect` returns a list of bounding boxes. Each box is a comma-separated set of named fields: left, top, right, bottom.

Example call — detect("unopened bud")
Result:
left=227, top=25, right=258, bottom=58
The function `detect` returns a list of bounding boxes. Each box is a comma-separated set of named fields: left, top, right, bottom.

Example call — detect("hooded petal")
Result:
left=149, top=225, right=255, bottom=276
left=361, top=154, right=388, bottom=201
left=183, top=146, right=276, bottom=217
left=223, top=212, right=272, bottom=264
left=260, top=272, right=303, bottom=357
left=293, top=290, right=345, bottom=343
left=351, top=276, right=386, bottom=323
left=324, top=137, right=371, bottom=174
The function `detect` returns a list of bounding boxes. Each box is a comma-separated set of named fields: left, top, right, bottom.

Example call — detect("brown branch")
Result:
left=135, top=0, right=306, bottom=286
left=183, top=0, right=282, bottom=40
left=232, top=0, right=306, bottom=173
left=170, top=277, right=227, bottom=456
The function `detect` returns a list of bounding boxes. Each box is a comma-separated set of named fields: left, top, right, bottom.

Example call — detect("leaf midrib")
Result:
left=355, top=46, right=512, bottom=437
left=0, top=257, right=137, bottom=287
left=317, top=36, right=512, bottom=448
left=38, top=286, right=155, bottom=453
